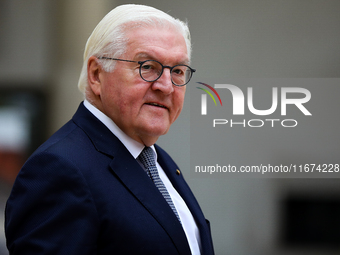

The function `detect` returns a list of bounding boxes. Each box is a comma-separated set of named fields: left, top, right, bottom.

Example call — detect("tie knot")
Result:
left=138, top=147, right=156, bottom=168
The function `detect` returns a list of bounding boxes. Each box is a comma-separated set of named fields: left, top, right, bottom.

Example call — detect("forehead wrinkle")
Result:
left=124, top=26, right=189, bottom=64
left=123, top=32, right=189, bottom=68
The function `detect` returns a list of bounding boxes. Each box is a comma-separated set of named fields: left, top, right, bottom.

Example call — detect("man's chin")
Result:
left=137, top=126, right=170, bottom=146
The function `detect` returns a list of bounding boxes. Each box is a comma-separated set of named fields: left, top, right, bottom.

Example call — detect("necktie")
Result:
left=138, top=147, right=181, bottom=223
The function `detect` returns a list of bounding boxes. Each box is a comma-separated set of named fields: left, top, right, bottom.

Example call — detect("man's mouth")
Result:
left=145, top=102, right=168, bottom=109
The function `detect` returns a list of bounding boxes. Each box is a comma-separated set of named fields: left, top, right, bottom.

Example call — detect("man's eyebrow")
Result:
left=134, top=53, right=153, bottom=60
left=134, top=52, right=190, bottom=65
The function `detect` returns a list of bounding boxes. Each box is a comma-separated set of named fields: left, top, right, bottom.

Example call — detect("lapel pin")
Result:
left=176, top=169, right=181, bottom=175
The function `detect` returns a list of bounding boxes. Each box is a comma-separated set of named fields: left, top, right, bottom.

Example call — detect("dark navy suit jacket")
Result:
left=5, top=102, right=214, bottom=255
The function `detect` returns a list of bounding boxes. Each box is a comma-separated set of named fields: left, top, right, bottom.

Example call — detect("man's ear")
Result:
left=87, top=56, right=103, bottom=96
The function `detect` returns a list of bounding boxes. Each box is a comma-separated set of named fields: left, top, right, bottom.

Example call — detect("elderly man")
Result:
left=5, top=4, right=214, bottom=255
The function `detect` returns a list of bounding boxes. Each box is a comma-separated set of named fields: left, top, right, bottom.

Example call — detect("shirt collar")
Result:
left=83, top=100, right=157, bottom=160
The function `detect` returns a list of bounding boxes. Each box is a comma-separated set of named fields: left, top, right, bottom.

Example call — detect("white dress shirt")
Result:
left=83, top=100, right=201, bottom=255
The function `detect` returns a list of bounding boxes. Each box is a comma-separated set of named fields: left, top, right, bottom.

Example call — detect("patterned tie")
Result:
left=138, top=146, right=181, bottom=223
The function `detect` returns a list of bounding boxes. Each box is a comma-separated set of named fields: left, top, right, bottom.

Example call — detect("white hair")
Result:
left=78, top=4, right=192, bottom=95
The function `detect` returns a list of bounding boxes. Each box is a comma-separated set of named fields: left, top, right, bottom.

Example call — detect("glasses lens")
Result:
left=140, top=60, right=162, bottom=82
left=171, top=65, right=192, bottom=86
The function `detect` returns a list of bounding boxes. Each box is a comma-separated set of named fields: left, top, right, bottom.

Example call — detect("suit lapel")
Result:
left=156, top=145, right=214, bottom=255
left=109, top=146, right=191, bottom=255
left=156, top=145, right=205, bottom=223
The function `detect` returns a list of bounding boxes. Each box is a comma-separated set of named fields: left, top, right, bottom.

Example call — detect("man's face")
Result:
left=96, top=25, right=188, bottom=146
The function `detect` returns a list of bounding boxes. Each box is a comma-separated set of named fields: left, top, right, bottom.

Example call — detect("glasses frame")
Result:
left=98, top=57, right=196, bottom=87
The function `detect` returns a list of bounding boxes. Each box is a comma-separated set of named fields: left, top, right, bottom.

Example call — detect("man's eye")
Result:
left=172, top=68, right=185, bottom=75
left=142, top=64, right=152, bottom=70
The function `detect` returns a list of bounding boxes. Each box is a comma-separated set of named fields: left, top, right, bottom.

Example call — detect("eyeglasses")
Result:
left=98, top=57, right=196, bottom=86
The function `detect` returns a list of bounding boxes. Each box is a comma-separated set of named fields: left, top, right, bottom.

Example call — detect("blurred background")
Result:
left=0, top=0, right=339, bottom=254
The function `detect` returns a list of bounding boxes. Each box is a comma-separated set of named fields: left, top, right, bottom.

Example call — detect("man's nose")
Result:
left=152, top=68, right=174, bottom=95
